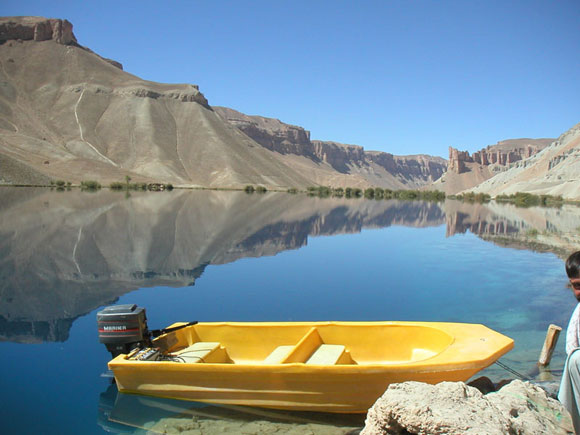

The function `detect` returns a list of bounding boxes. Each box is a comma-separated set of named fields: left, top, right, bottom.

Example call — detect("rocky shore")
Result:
left=362, top=379, right=573, bottom=434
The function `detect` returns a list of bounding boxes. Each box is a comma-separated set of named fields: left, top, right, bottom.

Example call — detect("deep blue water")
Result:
left=0, top=188, right=577, bottom=434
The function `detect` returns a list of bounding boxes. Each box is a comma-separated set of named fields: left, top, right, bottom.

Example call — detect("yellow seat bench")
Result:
left=263, top=345, right=295, bottom=364
left=175, top=342, right=230, bottom=363
left=306, top=344, right=350, bottom=365
left=264, top=328, right=356, bottom=365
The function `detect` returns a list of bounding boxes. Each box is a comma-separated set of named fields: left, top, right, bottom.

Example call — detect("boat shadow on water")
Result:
left=98, top=384, right=365, bottom=434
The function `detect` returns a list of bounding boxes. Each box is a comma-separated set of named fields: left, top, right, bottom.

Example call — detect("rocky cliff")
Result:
left=0, top=16, right=123, bottom=69
left=0, top=17, right=316, bottom=188
left=447, top=138, right=552, bottom=175
left=0, top=16, right=446, bottom=190
left=434, top=137, right=556, bottom=195
left=213, top=106, right=317, bottom=158
left=215, top=107, right=447, bottom=189
left=0, top=16, right=76, bottom=45
left=469, top=122, right=580, bottom=199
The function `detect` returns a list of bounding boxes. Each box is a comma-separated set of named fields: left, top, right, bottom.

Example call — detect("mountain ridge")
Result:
left=214, top=106, right=447, bottom=189
left=0, top=16, right=446, bottom=190
left=0, top=16, right=577, bottom=197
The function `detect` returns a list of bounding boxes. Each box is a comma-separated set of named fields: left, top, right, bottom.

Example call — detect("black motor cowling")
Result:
left=97, top=304, right=152, bottom=358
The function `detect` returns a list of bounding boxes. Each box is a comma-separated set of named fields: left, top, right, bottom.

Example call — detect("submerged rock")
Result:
left=362, top=380, right=573, bottom=435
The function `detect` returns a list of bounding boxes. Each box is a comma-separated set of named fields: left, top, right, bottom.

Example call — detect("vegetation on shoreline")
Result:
left=495, top=192, right=564, bottom=208
left=448, top=192, right=491, bottom=203
left=49, top=180, right=72, bottom=191
left=110, top=181, right=174, bottom=192
left=244, top=185, right=267, bottom=194
left=306, top=186, right=446, bottom=201
left=449, top=191, right=573, bottom=208
left=449, top=191, right=580, bottom=208
left=80, top=180, right=101, bottom=191
left=4, top=182, right=580, bottom=209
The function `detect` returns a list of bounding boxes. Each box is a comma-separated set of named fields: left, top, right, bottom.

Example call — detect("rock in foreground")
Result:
left=362, top=380, right=573, bottom=435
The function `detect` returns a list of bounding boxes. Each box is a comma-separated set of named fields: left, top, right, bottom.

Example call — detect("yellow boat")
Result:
left=100, top=307, right=513, bottom=413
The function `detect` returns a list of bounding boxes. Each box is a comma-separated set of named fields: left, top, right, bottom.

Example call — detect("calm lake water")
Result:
left=1, top=187, right=579, bottom=434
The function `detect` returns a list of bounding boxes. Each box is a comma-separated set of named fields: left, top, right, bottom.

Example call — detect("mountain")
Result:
left=468, top=123, right=580, bottom=199
left=432, top=138, right=554, bottom=195
left=214, top=106, right=447, bottom=189
left=0, top=17, right=315, bottom=188
left=0, top=16, right=446, bottom=190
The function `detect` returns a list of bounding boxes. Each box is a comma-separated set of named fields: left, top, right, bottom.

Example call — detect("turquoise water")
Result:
left=0, top=188, right=577, bottom=434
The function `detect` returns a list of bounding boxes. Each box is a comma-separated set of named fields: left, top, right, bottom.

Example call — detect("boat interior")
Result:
left=143, top=323, right=454, bottom=366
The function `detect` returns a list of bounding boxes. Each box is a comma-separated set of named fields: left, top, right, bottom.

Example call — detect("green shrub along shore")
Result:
left=303, top=186, right=446, bottom=201
left=45, top=179, right=174, bottom=192
left=14, top=180, right=580, bottom=208
left=294, top=186, right=579, bottom=208
left=450, top=191, right=576, bottom=208
left=244, top=185, right=267, bottom=194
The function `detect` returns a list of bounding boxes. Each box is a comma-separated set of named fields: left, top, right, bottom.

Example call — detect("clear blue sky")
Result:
left=3, top=1, right=579, bottom=157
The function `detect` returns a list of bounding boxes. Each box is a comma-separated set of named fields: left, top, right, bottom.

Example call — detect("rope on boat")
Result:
left=495, top=360, right=531, bottom=381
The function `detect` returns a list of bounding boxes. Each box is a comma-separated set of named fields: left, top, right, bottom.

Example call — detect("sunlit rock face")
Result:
left=0, top=17, right=312, bottom=189
left=215, top=107, right=447, bottom=189
left=447, top=139, right=553, bottom=175
left=0, top=17, right=76, bottom=45
left=469, top=123, right=580, bottom=199
left=0, top=17, right=445, bottom=191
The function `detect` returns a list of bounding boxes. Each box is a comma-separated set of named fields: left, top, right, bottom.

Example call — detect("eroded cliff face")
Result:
left=0, top=16, right=76, bottom=45
left=447, top=139, right=552, bottom=175
left=0, top=17, right=314, bottom=189
left=0, top=16, right=123, bottom=69
left=311, top=140, right=366, bottom=173
left=215, top=107, right=447, bottom=188
left=470, top=123, right=580, bottom=199
left=213, top=107, right=317, bottom=158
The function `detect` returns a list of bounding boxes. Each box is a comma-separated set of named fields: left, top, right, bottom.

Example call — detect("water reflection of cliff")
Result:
left=445, top=200, right=580, bottom=258
left=0, top=188, right=445, bottom=343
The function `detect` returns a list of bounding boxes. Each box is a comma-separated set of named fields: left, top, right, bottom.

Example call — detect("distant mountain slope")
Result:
left=0, top=16, right=447, bottom=190
left=432, top=138, right=555, bottom=195
left=214, top=106, right=447, bottom=189
left=469, top=123, right=580, bottom=199
left=0, top=17, right=313, bottom=188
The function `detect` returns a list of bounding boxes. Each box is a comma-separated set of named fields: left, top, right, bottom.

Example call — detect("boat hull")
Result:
left=109, top=321, right=513, bottom=413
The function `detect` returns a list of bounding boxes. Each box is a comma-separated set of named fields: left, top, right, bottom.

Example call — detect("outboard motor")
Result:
left=97, top=304, right=152, bottom=358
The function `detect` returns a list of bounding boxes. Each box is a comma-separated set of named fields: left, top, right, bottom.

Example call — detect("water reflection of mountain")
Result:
left=445, top=200, right=580, bottom=258
left=0, top=188, right=445, bottom=343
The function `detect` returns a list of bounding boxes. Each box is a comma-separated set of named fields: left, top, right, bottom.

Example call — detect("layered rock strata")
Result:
left=0, top=17, right=313, bottom=188
left=0, top=16, right=76, bottom=45
left=0, top=16, right=123, bottom=69
left=470, top=123, right=580, bottom=199
left=215, top=107, right=447, bottom=188
left=448, top=138, right=553, bottom=175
